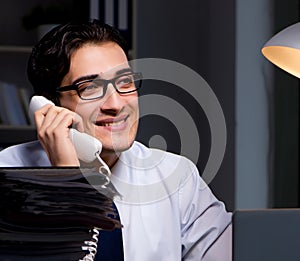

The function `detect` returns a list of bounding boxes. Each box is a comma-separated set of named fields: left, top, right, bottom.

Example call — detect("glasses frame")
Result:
left=56, top=72, right=143, bottom=100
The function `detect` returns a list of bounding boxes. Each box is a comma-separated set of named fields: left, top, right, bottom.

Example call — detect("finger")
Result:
left=36, top=105, right=84, bottom=134
left=40, top=111, right=74, bottom=141
left=34, top=105, right=83, bottom=166
left=37, top=110, right=80, bottom=166
left=34, top=104, right=55, bottom=129
left=41, top=107, right=84, bottom=135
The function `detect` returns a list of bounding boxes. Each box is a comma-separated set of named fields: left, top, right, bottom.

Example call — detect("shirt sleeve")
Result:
left=0, top=141, right=50, bottom=167
left=179, top=161, right=232, bottom=260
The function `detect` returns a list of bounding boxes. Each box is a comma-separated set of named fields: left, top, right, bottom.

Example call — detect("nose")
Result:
left=100, top=83, right=124, bottom=113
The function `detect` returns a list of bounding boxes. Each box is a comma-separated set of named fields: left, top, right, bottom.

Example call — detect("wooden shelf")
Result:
left=0, top=45, right=32, bottom=53
left=0, top=125, right=37, bottom=146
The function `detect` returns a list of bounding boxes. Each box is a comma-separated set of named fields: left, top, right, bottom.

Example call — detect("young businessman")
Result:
left=0, top=20, right=231, bottom=260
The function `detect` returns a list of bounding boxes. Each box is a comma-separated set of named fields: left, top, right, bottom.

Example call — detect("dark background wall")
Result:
left=134, top=0, right=236, bottom=211
left=272, top=0, right=299, bottom=207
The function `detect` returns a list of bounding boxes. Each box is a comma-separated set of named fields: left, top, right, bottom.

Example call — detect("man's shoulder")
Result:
left=131, top=141, right=196, bottom=169
left=0, top=140, right=49, bottom=166
left=0, top=140, right=43, bottom=153
left=112, top=141, right=201, bottom=204
left=134, top=140, right=192, bottom=157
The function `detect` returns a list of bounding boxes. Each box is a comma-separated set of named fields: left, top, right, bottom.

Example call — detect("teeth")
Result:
left=103, top=119, right=125, bottom=127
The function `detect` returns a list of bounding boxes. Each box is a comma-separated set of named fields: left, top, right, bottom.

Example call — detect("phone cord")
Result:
left=80, top=227, right=100, bottom=261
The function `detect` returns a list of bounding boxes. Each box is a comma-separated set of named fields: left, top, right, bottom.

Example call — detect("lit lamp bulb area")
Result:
left=262, top=22, right=300, bottom=78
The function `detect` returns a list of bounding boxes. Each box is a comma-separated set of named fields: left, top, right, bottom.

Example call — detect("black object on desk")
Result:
left=233, top=208, right=300, bottom=261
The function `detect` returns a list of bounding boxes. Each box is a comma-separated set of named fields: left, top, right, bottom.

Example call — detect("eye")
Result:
left=78, top=80, right=103, bottom=94
left=116, top=75, right=134, bottom=87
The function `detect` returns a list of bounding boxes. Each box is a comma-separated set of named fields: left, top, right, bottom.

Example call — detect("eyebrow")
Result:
left=72, top=74, right=98, bottom=85
left=72, top=67, right=133, bottom=85
left=115, top=67, right=133, bottom=75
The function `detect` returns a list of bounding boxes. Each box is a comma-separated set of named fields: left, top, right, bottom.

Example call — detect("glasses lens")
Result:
left=78, top=79, right=105, bottom=99
left=115, top=73, right=141, bottom=93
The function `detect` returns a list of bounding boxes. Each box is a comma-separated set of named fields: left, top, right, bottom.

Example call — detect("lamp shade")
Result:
left=262, top=22, right=300, bottom=78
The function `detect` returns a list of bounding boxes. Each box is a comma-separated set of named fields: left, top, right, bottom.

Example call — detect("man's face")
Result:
left=59, top=42, right=139, bottom=154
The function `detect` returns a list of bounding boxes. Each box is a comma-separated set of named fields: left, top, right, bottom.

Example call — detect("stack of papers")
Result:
left=0, top=167, right=121, bottom=260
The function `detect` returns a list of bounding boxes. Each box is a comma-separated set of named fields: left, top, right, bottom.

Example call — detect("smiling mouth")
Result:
left=96, top=116, right=129, bottom=127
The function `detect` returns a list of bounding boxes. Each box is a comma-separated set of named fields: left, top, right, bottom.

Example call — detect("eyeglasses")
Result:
left=56, top=72, right=143, bottom=100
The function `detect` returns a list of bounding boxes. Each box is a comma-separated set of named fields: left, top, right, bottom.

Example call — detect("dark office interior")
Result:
left=0, top=0, right=299, bottom=213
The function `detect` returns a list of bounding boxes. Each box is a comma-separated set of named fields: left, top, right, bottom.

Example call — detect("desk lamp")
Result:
left=262, top=22, right=300, bottom=77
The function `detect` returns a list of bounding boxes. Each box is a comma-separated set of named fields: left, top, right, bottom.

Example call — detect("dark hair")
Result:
left=27, top=19, right=128, bottom=104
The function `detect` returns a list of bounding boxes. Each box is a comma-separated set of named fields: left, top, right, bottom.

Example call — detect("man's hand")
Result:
left=34, top=104, right=84, bottom=166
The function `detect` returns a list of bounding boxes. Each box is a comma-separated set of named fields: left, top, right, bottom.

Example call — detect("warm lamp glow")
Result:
left=262, top=22, right=300, bottom=78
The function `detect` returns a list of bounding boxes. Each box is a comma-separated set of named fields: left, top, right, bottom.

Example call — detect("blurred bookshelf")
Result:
left=0, top=125, right=36, bottom=149
left=0, top=46, right=35, bottom=148
left=0, top=0, right=86, bottom=148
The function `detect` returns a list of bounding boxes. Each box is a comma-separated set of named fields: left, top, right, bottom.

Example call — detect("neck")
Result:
left=100, top=150, right=121, bottom=169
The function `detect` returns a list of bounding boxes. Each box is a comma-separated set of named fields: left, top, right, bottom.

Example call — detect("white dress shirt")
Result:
left=0, top=140, right=232, bottom=260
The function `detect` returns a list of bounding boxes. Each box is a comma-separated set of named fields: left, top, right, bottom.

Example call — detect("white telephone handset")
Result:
left=29, top=96, right=103, bottom=164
